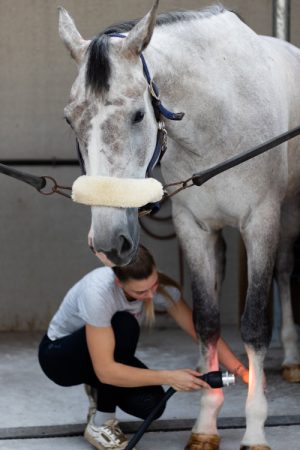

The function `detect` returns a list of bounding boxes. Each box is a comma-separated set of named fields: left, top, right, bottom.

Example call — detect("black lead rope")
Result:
left=0, top=163, right=46, bottom=191
left=161, top=124, right=300, bottom=201
left=0, top=163, right=72, bottom=198
left=192, top=124, right=300, bottom=186
left=1, top=124, right=300, bottom=206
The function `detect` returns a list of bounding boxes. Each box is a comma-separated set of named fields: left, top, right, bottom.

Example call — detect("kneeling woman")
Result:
left=38, top=245, right=248, bottom=450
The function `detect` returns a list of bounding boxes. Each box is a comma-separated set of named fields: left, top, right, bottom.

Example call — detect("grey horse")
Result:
left=58, top=2, right=300, bottom=449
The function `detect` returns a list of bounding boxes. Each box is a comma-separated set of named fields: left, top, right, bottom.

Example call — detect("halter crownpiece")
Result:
left=72, top=176, right=164, bottom=207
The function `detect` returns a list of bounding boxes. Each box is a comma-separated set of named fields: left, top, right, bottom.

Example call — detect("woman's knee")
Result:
left=111, top=311, right=139, bottom=334
left=142, top=387, right=166, bottom=420
left=119, top=385, right=166, bottom=420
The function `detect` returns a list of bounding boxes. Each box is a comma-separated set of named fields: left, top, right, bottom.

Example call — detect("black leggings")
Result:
left=38, top=311, right=165, bottom=420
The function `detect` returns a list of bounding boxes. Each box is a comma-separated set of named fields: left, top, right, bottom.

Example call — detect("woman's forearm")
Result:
left=96, top=362, right=210, bottom=391
left=96, top=361, right=170, bottom=387
left=217, top=338, right=246, bottom=373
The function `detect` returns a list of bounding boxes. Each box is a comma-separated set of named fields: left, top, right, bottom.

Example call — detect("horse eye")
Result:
left=65, top=117, right=73, bottom=128
left=132, top=110, right=145, bottom=124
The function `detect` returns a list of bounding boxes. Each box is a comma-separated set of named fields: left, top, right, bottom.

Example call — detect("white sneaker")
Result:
left=84, top=419, right=135, bottom=450
left=84, top=384, right=97, bottom=423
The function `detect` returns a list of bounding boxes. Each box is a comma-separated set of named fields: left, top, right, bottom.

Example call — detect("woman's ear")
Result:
left=95, top=252, right=116, bottom=267
left=115, top=277, right=122, bottom=288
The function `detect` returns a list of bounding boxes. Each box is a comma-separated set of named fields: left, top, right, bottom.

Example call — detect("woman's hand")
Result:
left=234, top=364, right=249, bottom=384
left=167, top=369, right=211, bottom=391
left=234, top=364, right=248, bottom=384
left=237, top=366, right=267, bottom=391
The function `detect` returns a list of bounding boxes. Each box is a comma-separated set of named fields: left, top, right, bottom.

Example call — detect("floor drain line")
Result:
left=1, top=416, right=300, bottom=440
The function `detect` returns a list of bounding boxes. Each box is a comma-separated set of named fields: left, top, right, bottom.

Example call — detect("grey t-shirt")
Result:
left=47, top=267, right=181, bottom=341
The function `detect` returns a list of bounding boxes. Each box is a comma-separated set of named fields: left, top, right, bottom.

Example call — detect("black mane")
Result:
left=85, top=5, right=225, bottom=95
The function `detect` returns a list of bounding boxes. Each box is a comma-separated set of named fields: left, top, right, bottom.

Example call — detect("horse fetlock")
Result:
left=185, top=433, right=220, bottom=450
left=282, top=336, right=300, bottom=361
left=200, top=388, right=224, bottom=413
left=241, top=427, right=269, bottom=450
left=282, top=348, right=300, bottom=367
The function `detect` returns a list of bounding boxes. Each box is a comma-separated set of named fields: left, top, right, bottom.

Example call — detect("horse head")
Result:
left=58, top=1, right=160, bottom=265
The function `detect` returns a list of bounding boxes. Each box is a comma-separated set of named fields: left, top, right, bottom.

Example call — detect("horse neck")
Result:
left=142, top=11, right=260, bottom=167
left=144, top=10, right=236, bottom=86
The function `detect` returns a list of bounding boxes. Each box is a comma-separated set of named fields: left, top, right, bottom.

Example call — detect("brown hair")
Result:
left=144, top=272, right=182, bottom=327
left=112, top=245, right=155, bottom=281
left=112, top=245, right=182, bottom=326
left=157, top=272, right=182, bottom=303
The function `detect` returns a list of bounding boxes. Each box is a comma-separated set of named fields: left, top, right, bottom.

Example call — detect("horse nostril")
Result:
left=119, top=235, right=132, bottom=254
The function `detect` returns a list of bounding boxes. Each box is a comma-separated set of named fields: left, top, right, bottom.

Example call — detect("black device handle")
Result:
left=124, top=385, right=175, bottom=450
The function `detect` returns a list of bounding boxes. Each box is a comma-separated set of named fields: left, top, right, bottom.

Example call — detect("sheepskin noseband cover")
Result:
left=72, top=176, right=164, bottom=207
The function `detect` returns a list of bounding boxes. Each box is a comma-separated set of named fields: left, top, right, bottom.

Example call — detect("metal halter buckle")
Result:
left=149, top=80, right=160, bottom=101
left=158, top=121, right=168, bottom=156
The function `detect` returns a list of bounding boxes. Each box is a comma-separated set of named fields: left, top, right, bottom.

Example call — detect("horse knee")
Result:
left=240, top=311, right=271, bottom=350
left=240, top=270, right=273, bottom=349
left=191, top=280, right=220, bottom=343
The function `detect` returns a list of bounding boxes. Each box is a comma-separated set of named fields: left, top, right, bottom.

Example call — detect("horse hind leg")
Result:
left=275, top=198, right=300, bottom=382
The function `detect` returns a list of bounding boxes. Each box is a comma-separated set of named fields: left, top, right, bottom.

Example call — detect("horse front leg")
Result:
left=240, top=204, right=281, bottom=450
left=173, top=208, right=225, bottom=450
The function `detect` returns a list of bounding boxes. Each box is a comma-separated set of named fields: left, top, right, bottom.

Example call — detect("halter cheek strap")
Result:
left=146, top=121, right=167, bottom=177
left=76, top=140, right=86, bottom=174
left=108, top=33, right=184, bottom=120
left=139, top=54, right=184, bottom=122
left=107, top=32, right=184, bottom=176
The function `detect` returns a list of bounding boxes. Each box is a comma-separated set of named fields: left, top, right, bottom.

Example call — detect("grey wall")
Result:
left=0, top=0, right=292, bottom=330
left=0, top=0, right=274, bottom=160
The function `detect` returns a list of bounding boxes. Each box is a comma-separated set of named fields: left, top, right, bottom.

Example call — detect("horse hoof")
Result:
left=240, top=446, right=271, bottom=450
left=185, top=433, right=220, bottom=450
left=282, top=364, right=300, bottom=382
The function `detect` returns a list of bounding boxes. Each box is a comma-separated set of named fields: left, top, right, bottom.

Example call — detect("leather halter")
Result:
left=138, top=51, right=185, bottom=177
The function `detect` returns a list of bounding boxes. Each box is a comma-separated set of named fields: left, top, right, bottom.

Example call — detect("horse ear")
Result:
left=122, top=0, right=159, bottom=56
left=58, top=7, right=89, bottom=64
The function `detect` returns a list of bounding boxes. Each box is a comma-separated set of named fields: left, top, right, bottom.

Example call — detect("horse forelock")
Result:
left=85, top=34, right=111, bottom=95
left=85, top=4, right=226, bottom=96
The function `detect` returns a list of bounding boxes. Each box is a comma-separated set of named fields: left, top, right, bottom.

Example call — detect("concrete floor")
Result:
left=0, top=325, right=299, bottom=449
left=2, top=427, right=300, bottom=450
